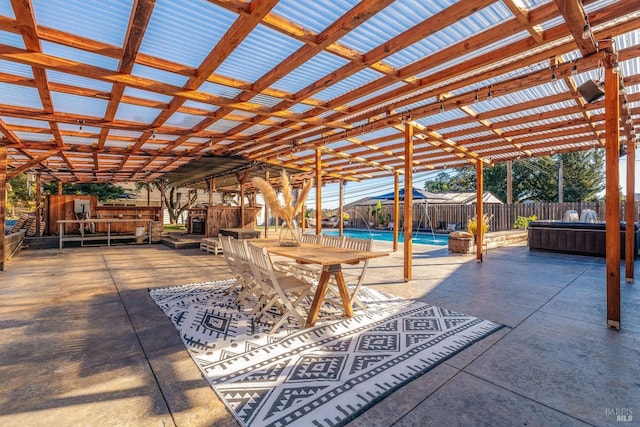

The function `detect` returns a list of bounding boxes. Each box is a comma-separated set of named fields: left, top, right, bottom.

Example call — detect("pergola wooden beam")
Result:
left=11, top=0, right=64, bottom=148
left=553, top=0, right=598, bottom=56
left=7, top=149, right=58, bottom=179
left=99, top=0, right=156, bottom=150
left=503, top=0, right=544, bottom=42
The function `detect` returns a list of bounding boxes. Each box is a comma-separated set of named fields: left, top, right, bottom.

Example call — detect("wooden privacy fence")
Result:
left=346, top=201, right=640, bottom=232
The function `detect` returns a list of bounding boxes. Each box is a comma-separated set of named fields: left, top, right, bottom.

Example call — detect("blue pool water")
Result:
left=323, top=228, right=449, bottom=246
left=5, top=220, right=17, bottom=234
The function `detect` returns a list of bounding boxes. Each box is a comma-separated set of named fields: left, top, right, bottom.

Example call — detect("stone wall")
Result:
left=4, top=229, right=26, bottom=261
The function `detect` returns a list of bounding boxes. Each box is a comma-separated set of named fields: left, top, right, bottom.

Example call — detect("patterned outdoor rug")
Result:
left=150, top=280, right=503, bottom=427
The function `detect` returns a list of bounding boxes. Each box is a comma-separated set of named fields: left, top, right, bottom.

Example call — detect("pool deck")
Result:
left=0, top=240, right=639, bottom=426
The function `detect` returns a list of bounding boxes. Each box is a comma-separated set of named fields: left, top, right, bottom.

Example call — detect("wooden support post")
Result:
left=338, top=180, right=344, bottom=236
left=236, top=171, right=249, bottom=229
left=207, top=179, right=214, bottom=206
left=146, top=184, right=151, bottom=206
left=476, top=161, right=484, bottom=263
left=35, top=172, right=41, bottom=237
left=604, top=49, right=621, bottom=329
left=393, top=171, right=399, bottom=252
left=159, top=180, right=166, bottom=228
left=404, top=124, right=413, bottom=281
left=625, top=139, right=636, bottom=283
left=264, top=170, right=269, bottom=237
left=240, top=186, right=245, bottom=229
left=315, top=149, right=322, bottom=235
left=57, top=181, right=63, bottom=195
left=0, top=145, right=6, bottom=271
left=506, top=160, right=513, bottom=204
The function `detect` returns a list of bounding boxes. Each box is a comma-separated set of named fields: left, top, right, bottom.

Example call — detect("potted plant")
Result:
left=342, top=212, right=350, bottom=225
left=467, top=214, right=493, bottom=241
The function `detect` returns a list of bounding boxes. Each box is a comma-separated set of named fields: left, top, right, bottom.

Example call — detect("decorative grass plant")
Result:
left=252, top=170, right=313, bottom=246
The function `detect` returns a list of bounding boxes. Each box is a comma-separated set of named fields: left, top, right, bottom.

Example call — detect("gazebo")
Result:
left=1, top=0, right=638, bottom=329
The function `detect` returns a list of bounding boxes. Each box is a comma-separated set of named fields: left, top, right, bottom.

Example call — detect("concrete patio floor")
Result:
left=1, top=240, right=638, bottom=426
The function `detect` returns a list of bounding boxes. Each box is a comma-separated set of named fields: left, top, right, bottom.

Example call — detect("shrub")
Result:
left=468, top=214, right=493, bottom=236
left=514, top=215, right=537, bottom=229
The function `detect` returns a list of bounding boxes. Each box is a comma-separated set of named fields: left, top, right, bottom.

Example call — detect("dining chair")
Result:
left=320, top=234, right=345, bottom=247
left=301, top=233, right=321, bottom=244
left=272, top=233, right=321, bottom=274
left=341, top=236, right=373, bottom=309
left=284, top=233, right=326, bottom=282
left=222, top=237, right=262, bottom=306
left=246, top=242, right=313, bottom=333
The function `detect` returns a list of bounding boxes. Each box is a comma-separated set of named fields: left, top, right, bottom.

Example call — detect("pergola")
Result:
left=0, top=0, right=638, bottom=328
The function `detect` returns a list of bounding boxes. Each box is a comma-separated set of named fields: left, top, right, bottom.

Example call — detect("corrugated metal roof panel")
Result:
left=33, top=0, right=130, bottom=46
left=242, top=124, right=271, bottom=136
left=0, top=83, right=43, bottom=109
left=183, top=99, right=220, bottom=112
left=0, top=60, right=33, bottom=78
left=140, top=0, right=236, bottom=68
left=131, top=63, right=188, bottom=87
left=60, top=135, right=96, bottom=146
left=124, top=87, right=173, bottom=103
left=104, top=129, right=143, bottom=139
left=14, top=131, right=52, bottom=142
left=287, top=103, right=313, bottom=114
left=338, top=0, right=451, bottom=53
left=314, top=69, right=381, bottom=101
left=273, top=0, right=359, bottom=33
left=3, top=117, right=48, bottom=128
left=249, top=94, right=282, bottom=108
left=271, top=51, right=348, bottom=94
left=1, top=30, right=25, bottom=49
left=41, top=41, right=119, bottom=71
left=164, top=112, right=204, bottom=129
left=48, top=71, right=113, bottom=92
left=216, top=24, right=304, bottom=83
left=50, top=92, right=107, bottom=117
left=197, top=82, right=243, bottom=99
left=114, top=103, right=162, bottom=123
left=206, top=119, right=243, bottom=133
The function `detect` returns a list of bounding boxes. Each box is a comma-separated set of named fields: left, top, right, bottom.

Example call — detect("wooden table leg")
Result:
left=305, top=264, right=354, bottom=327
left=306, top=269, right=331, bottom=327
left=333, top=271, right=354, bottom=318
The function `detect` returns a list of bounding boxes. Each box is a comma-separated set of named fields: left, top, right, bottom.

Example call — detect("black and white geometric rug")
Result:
left=150, top=280, right=503, bottom=427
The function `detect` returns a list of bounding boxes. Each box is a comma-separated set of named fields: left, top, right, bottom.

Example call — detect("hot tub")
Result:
left=527, top=221, right=639, bottom=259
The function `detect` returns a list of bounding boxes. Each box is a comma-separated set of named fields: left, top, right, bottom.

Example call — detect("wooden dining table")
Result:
left=255, top=241, right=388, bottom=327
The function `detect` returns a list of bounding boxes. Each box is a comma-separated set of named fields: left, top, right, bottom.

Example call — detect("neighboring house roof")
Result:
left=345, top=188, right=502, bottom=208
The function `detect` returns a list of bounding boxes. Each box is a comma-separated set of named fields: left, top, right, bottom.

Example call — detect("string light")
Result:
left=474, top=89, right=479, bottom=103
left=487, top=85, right=493, bottom=101
left=571, top=62, right=578, bottom=76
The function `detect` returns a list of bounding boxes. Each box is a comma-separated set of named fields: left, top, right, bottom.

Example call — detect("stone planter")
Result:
left=448, top=236, right=475, bottom=254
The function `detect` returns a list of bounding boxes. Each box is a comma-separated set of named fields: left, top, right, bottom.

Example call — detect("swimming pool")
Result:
left=323, top=228, right=449, bottom=246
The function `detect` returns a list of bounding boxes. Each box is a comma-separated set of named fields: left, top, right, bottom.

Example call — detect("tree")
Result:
left=163, top=186, right=198, bottom=225
left=43, top=182, right=125, bottom=202
left=7, top=174, right=35, bottom=217
left=135, top=180, right=198, bottom=225
left=424, top=151, right=604, bottom=203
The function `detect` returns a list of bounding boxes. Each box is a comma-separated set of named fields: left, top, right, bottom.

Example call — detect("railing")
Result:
left=346, top=201, right=640, bottom=232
